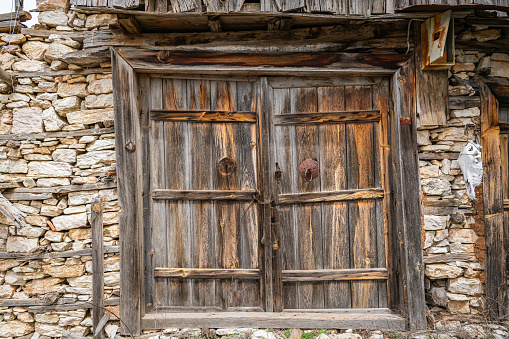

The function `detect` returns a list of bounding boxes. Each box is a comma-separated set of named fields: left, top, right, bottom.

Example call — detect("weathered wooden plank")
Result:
left=0, top=246, right=118, bottom=260
left=154, top=268, right=261, bottom=279
left=0, top=128, right=114, bottom=141
left=4, top=182, right=116, bottom=195
left=481, top=81, right=506, bottom=318
left=279, top=188, right=384, bottom=204
left=423, top=253, right=476, bottom=264
left=118, top=48, right=410, bottom=75
left=415, top=23, right=448, bottom=127
left=268, top=76, right=383, bottom=88
left=152, top=189, right=256, bottom=200
left=29, top=297, right=120, bottom=313
left=94, top=313, right=109, bottom=338
left=418, top=152, right=460, bottom=160
left=281, top=268, right=388, bottom=281
left=91, top=198, right=105, bottom=339
left=273, top=110, right=381, bottom=125
left=118, top=15, right=143, bottom=33
left=112, top=50, right=142, bottom=336
left=150, top=110, right=256, bottom=122
left=448, top=96, right=481, bottom=110
left=142, top=312, right=407, bottom=330
left=2, top=193, right=53, bottom=201
left=112, top=0, right=140, bottom=9
left=390, top=56, right=426, bottom=330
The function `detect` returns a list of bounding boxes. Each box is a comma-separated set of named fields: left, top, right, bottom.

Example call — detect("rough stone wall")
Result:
left=0, top=3, right=121, bottom=339
left=419, top=24, right=508, bottom=315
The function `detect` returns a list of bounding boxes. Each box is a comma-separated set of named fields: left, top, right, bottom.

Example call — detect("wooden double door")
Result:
left=142, top=75, right=391, bottom=313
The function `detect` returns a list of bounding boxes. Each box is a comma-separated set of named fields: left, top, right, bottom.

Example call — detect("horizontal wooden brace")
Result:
left=0, top=246, right=119, bottom=260
left=146, top=306, right=264, bottom=313
left=152, top=189, right=257, bottom=201
left=154, top=268, right=261, bottom=279
left=504, top=199, right=509, bottom=210
left=278, top=188, right=384, bottom=205
left=0, top=128, right=114, bottom=141
left=281, top=268, right=388, bottom=282
left=29, top=297, right=119, bottom=313
left=150, top=110, right=256, bottom=123
left=3, top=182, right=116, bottom=195
left=274, top=111, right=380, bottom=125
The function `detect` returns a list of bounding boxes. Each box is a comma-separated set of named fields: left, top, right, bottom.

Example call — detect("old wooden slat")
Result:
left=504, top=199, right=509, bottom=210
left=260, top=77, right=275, bottom=312
left=154, top=268, right=261, bottom=278
left=234, top=80, right=261, bottom=309
left=2, top=193, right=53, bottom=201
left=152, top=189, right=256, bottom=200
left=4, top=182, right=116, bottom=195
left=142, top=312, right=406, bottom=330
left=29, top=297, right=120, bottom=313
left=481, top=82, right=507, bottom=318
left=94, top=313, right=109, bottom=338
left=0, top=11, right=31, bottom=22
left=317, top=85, right=350, bottom=309
left=112, top=0, right=141, bottom=9
left=0, top=127, right=114, bottom=141
left=112, top=50, right=142, bottom=336
left=279, top=188, right=384, bottom=204
left=187, top=78, right=216, bottom=308
left=345, top=85, right=378, bottom=309
left=273, top=110, right=381, bottom=125
left=0, top=246, right=118, bottom=260
left=118, top=48, right=410, bottom=75
left=268, top=76, right=383, bottom=88
left=390, top=56, right=426, bottom=330
left=281, top=268, right=389, bottom=281
left=91, top=198, right=104, bottom=339
left=60, top=47, right=111, bottom=68
left=371, top=0, right=386, bottom=14
left=156, top=0, right=168, bottom=13
left=418, top=152, right=460, bottom=160
left=349, top=0, right=371, bottom=15
left=0, top=299, right=52, bottom=307
left=150, top=110, right=257, bottom=122
left=414, top=23, right=448, bottom=127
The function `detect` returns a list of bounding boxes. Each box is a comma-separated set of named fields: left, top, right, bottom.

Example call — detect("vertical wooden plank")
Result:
left=332, top=0, right=348, bottom=14
left=317, top=86, right=351, bottom=309
left=150, top=78, right=168, bottom=309
left=501, top=134, right=508, bottom=201
left=291, top=87, right=324, bottom=309
left=163, top=78, right=191, bottom=307
left=415, top=23, right=448, bottom=127
left=281, top=0, right=306, bottom=12
left=91, top=198, right=104, bottom=339
left=260, top=77, right=275, bottom=312
left=371, top=0, right=385, bottom=14
left=235, top=81, right=261, bottom=308
left=156, top=0, right=168, bottom=12
left=211, top=80, right=240, bottom=310
left=139, top=74, right=154, bottom=313
left=188, top=79, right=217, bottom=307
left=112, top=50, right=141, bottom=336
left=345, top=85, right=378, bottom=309
left=349, top=0, right=371, bottom=15
left=273, top=88, right=297, bottom=310
left=390, top=56, right=426, bottom=330
left=481, top=82, right=506, bottom=318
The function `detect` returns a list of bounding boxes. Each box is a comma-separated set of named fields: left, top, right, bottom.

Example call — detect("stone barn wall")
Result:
left=0, top=1, right=507, bottom=337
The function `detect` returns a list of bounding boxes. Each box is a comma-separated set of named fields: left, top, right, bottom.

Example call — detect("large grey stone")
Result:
left=85, top=14, right=117, bottom=29
left=22, top=41, right=50, bottom=61
left=425, top=264, right=463, bottom=279
left=0, top=321, right=34, bottom=337
left=53, top=96, right=81, bottom=116
left=448, top=229, right=478, bottom=244
left=42, top=106, right=67, bottom=132
left=12, top=107, right=43, bottom=134
left=423, top=215, right=448, bottom=231
left=430, top=287, right=448, bottom=307
left=86, top=138, right=115, bottom=151
left=76, top=150, right=115, bottom=168
left=38, top=11, right=68, bottom=27
left=51, top=213, right=87, bottom=231
left=44, top=42, right=77, bottom=63
left=66, top=108, right=114, bottom=125
left=12, top=60, right=50, bottom=72
left=57, top=82, right=88, bottom=98
left=421, top=178, right=451, bottom=196
left=52, top=148, right=77, bottom=163
left=84, top=93, right=113, bottom=109
left=0, top=159, right=28, bottom=173
left=28, top=161, right=72, bottom=177
left=450, top=107, right=480, bottom=118
left=6, top=236, right=38, bottom=253
left=448, top=277, right=483, bottom=295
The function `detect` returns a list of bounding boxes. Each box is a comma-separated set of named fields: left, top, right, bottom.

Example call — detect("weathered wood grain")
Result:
left=142, top=311, right=407, bottom=330
left=154, top=268, right=261, bottom=279
left=279, top=188, right=384, bottom=204
left=91, top=198, right=105, bottom=339
left=112, top=50, right=142, bottom=336
left=152, top=189, right=256, bottom=200
left=281, top=268, right=389, bottom=281
left=0, top=128, right=114, bottom=141
left=150, top=110, right=256, bottom=122
left=273, top=110, right=381, bottom=125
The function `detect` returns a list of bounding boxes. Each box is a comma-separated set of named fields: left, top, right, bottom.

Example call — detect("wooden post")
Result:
left=91, top=198, right=105, bottom=339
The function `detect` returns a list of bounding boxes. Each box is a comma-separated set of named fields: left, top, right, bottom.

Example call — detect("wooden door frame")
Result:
left=112, top=48, right=426, bottom=335
left=480, top=82, right=508, bottom=319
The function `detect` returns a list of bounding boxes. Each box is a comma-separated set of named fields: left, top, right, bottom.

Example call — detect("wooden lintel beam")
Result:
left=154, top=268, right=261, bottom=279
left=152, top=189, right=257, bottom=201
left=281, top=268, right=389, bottom=282
left=208, top=16, right=222, bottom=32
left=118, top=14, right=143, bottom=34
left=279, top=188, right=384, bottom=205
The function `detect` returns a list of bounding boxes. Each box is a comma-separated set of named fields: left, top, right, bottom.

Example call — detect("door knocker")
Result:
left=299, top=159, right=319, bottom=182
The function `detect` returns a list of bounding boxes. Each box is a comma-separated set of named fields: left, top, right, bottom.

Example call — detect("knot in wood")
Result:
left=218, top=157, right=236, bottom=176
